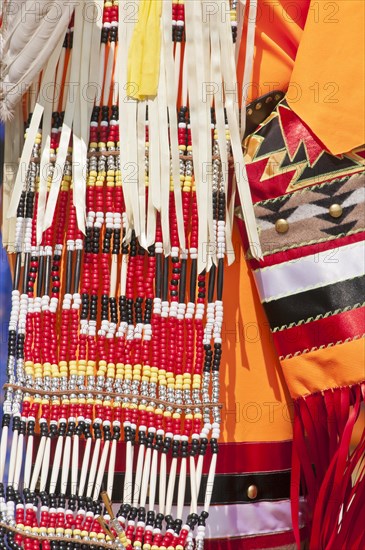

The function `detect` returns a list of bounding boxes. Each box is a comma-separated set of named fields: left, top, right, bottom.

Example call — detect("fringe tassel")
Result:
left=291, top=382, right=365, bottom=549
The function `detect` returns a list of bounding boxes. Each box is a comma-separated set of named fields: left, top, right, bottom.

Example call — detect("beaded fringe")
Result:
left=0, top=1, right=258, bottom=549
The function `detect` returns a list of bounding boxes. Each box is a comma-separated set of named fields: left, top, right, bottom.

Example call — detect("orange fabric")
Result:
left=221, top=225, right=293, bottom=442
left=237, top=0, right=309, bottom=104
left=280, top=337, right=365, bottom=399
left=225, top=1, right=310, bottom=443
left=237, top=0, right=365, bottom=154
left=287, top=0, right=365, bottom=155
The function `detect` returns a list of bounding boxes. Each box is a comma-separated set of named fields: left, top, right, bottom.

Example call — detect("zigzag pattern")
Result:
left=245, top=100, right=365, bottom=200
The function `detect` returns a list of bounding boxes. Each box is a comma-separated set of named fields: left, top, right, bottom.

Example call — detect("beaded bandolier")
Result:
left=0, top=1, right=261, bottom=549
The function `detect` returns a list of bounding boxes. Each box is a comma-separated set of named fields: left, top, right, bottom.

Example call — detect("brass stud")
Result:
left=275, top=94, right=281, bottom=101
left=275, top=218, right=289, bottom=234
left=265, top=96, right=273, bottom=103
left=247, top=108, right=253, bottom=116
left=247, top=484, right=258, bottom=500
left=329, top=204, right=343, bottom=218
left=255, top=102, right=262, bottom=110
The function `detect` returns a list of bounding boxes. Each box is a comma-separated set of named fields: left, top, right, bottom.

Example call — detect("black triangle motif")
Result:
left=316, top=204, right=357, bottom=224
left=321, top=220, right=358, bottom=236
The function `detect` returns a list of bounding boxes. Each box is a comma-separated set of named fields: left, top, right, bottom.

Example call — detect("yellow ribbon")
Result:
left=127, top=0, right=162, bottom=100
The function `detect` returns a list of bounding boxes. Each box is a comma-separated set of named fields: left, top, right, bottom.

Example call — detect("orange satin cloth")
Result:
left=237, top=0, right=365, bottom=154
left=287, top=0, right=365, bottom=155
left=237, top=0, right=309, bottom=104
left=221, top=226, right=293, bottom=443
left=281, top=338, right=365, bottom=399
left=223, top=0, right=307, bottom=444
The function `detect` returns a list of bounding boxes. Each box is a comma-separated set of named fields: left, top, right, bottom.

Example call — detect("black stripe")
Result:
left=263, top=275, right=365, bottom=329
left=50, top=470, right=291, bottom=505
left=108, top=470, right=291, bottom=505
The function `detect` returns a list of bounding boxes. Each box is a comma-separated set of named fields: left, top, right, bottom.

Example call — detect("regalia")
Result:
left=0, top=1, right=364, bottom=549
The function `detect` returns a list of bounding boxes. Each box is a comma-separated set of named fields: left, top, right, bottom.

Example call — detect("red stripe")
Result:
left=208, top=440, right=292, bottom=474
left=37, top=435, right=292, bottom=474
left=112, top=439, right=293, bottom=474
left=35, top=439, right=292, bottom=476
left=273, top=307, right=365, bottom=358
left=205, top=527, right=307, bottom=549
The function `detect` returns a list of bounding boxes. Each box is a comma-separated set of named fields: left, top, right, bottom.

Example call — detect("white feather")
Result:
left=0, top=1, right=73, bottom=120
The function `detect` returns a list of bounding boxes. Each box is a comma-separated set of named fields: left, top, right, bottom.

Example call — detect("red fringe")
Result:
left=291, top=382, right=365, bottom=549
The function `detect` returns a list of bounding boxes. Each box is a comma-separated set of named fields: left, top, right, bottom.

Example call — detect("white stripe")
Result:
left=174, top=499, right=305, bottom=539
left=109, top=498, right=305, bottom=539
left=343, top=187, right=365, bottom=207
left=254, top=240, right=365, bottom=303
left=286, top=203, right=327, bottom=223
